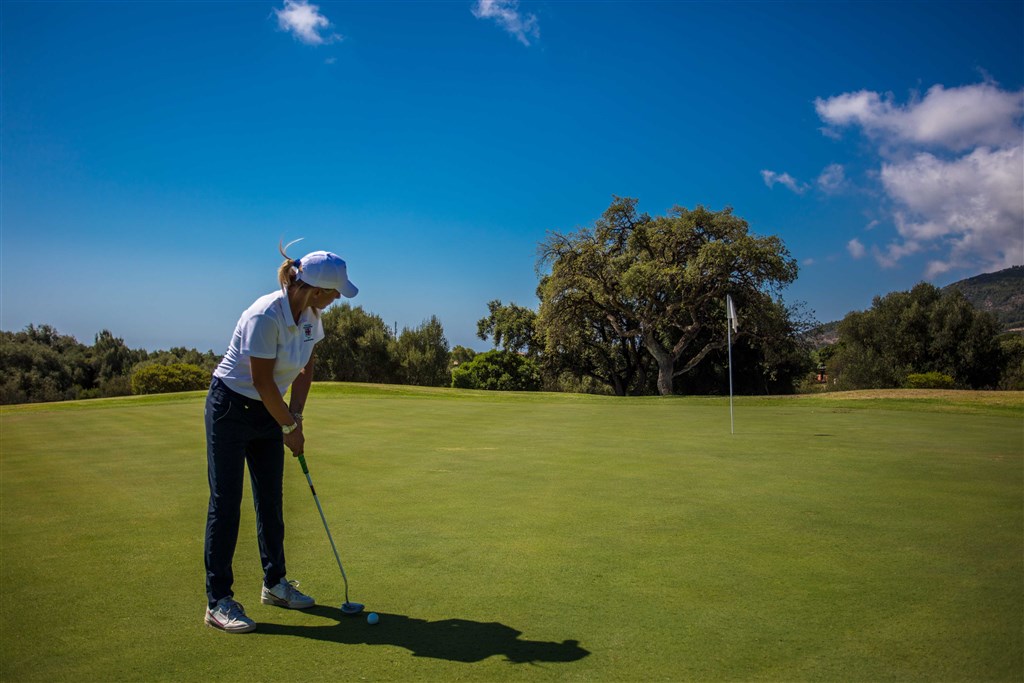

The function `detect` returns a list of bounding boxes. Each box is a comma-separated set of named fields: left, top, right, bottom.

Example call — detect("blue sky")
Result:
left=2, top=0, right=1022, bottom=353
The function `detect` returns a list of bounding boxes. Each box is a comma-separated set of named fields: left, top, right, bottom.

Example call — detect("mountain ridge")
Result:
left=944, top=265, right=1024, bottom=330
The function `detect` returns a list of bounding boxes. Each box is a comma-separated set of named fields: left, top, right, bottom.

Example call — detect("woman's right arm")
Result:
left=251, top=356, right=305, bottom=455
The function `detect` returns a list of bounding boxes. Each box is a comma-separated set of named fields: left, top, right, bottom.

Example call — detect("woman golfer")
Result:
left=204, top=244, right=357, bottom=633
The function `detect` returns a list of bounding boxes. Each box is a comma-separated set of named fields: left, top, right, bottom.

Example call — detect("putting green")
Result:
left=2, top=386, right=1021, bottom=681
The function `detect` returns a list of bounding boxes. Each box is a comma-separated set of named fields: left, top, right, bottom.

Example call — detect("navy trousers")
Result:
left=204, top=377, right=287, bottom=608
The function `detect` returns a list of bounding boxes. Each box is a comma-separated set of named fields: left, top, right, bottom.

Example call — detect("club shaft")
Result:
left=297, top=455, right=351, bottom=604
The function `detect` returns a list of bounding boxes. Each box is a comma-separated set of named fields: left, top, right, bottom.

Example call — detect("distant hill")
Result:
left=944, top=266, right=1024, bottom=330
left=806, top=320, right=840, bottom=347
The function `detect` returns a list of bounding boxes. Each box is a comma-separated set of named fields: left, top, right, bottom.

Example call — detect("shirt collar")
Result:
left=278, top=290, right=318, bottom=331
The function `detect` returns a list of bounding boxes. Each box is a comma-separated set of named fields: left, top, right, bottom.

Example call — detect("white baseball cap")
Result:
left=295, top=251, right=358, bottom=298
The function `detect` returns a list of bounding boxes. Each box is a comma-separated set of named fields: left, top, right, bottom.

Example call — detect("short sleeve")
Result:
left=240, top=313, right=279, bottom=359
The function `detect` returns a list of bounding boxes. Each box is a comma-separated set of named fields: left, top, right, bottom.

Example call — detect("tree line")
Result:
left=818, top=282, right=1023, bottom=391
left=469, top=198, right=1021, bottom=393
left=0, top=310, right=458, bottom=404
left=0, top=325, right=221, bottom=404
left=3, top=198, right=1020, bottom=404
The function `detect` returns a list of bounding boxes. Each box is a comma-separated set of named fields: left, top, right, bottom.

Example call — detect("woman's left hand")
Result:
left=284, top=423, right=305, bottom=456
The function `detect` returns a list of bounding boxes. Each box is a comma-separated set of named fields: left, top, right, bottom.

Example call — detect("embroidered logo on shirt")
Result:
left=302, top=322, right=314, bottom=341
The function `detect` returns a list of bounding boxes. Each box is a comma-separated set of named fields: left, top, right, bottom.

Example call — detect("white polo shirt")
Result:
left=213, top=290, right=325, bottom=400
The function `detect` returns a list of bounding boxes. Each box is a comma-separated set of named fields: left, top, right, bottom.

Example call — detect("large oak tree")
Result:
left=537, top=197, right=799, bottom=395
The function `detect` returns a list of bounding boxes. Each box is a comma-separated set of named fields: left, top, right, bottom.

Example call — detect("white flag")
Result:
left=726, top=295, right=738, bottom=334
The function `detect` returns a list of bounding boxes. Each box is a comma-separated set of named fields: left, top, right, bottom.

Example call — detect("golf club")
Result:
left=295, top=453, right=365, bottom=616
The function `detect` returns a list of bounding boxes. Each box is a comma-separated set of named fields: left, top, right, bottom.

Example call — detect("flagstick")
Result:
left=727, top=314, right=735, bottom=435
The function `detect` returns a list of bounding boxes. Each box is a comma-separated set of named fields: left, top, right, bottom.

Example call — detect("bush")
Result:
left=451, top=350, right=541, bottom=391
left=904, top=372, right=956, bottom=389
left=131, top=363, right=209, bottom=395
left=998, top=334, right=1024, bottom=390
left=98, top=375, right=133, bottom=398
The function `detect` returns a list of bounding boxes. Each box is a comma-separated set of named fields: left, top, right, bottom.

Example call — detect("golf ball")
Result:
left=367, top=612, right=379, bottom=625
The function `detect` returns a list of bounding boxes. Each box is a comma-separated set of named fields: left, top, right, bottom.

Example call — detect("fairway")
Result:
left=2, top=386, right=1021, bottom=682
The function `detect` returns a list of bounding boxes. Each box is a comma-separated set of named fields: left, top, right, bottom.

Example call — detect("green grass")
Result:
left=2, top=386, right=1022, bottom=682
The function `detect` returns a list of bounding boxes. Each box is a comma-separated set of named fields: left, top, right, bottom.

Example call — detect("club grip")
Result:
left=296, top=453, right=309, bottom=475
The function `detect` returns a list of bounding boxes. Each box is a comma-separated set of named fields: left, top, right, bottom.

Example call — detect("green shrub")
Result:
left=98, top=375, right=133, bottom=398
left=998, top=334, right=1024, bottom=390
left=131, top=363, right=209, bottom=395
left=904, top=372, right=956, bottom=389
left=451, top=350, right=540, bottom=391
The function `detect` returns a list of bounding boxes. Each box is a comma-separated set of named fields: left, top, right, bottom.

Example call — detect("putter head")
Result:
left=341, top=601, right=365, bottom=615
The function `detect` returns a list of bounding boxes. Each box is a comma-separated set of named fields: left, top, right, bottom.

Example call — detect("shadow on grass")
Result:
left=257, top=605, right=590, bottom=665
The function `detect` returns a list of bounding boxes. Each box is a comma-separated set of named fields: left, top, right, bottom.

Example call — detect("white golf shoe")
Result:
left=205, top=597, right=256, bottom=633
left=261, top=578, right=316, bottom=609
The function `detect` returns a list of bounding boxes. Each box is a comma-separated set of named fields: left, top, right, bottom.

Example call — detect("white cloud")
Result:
left=871, top=239, right=922, bottom=269
left=816, top=80, right=1024, bottom=276
left=274, top=0, right=341, bottom=45
left=847, top=238, right=866, bottom=259
left=761, top=169, right=809, bottom=194
left=817, top=163, right=846, bottom=193
left=881, top=145, right=1024, bottom=276
left=815, top=82, right=1024, bottom=151
left=471, top=0, right=539, bottom=46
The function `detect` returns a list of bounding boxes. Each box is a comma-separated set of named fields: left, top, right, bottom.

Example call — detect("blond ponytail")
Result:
left=278, top=239, right=305, bottom=291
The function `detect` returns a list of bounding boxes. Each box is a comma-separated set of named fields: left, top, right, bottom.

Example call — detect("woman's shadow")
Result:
left=257, top=606, right=590, bottom=665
